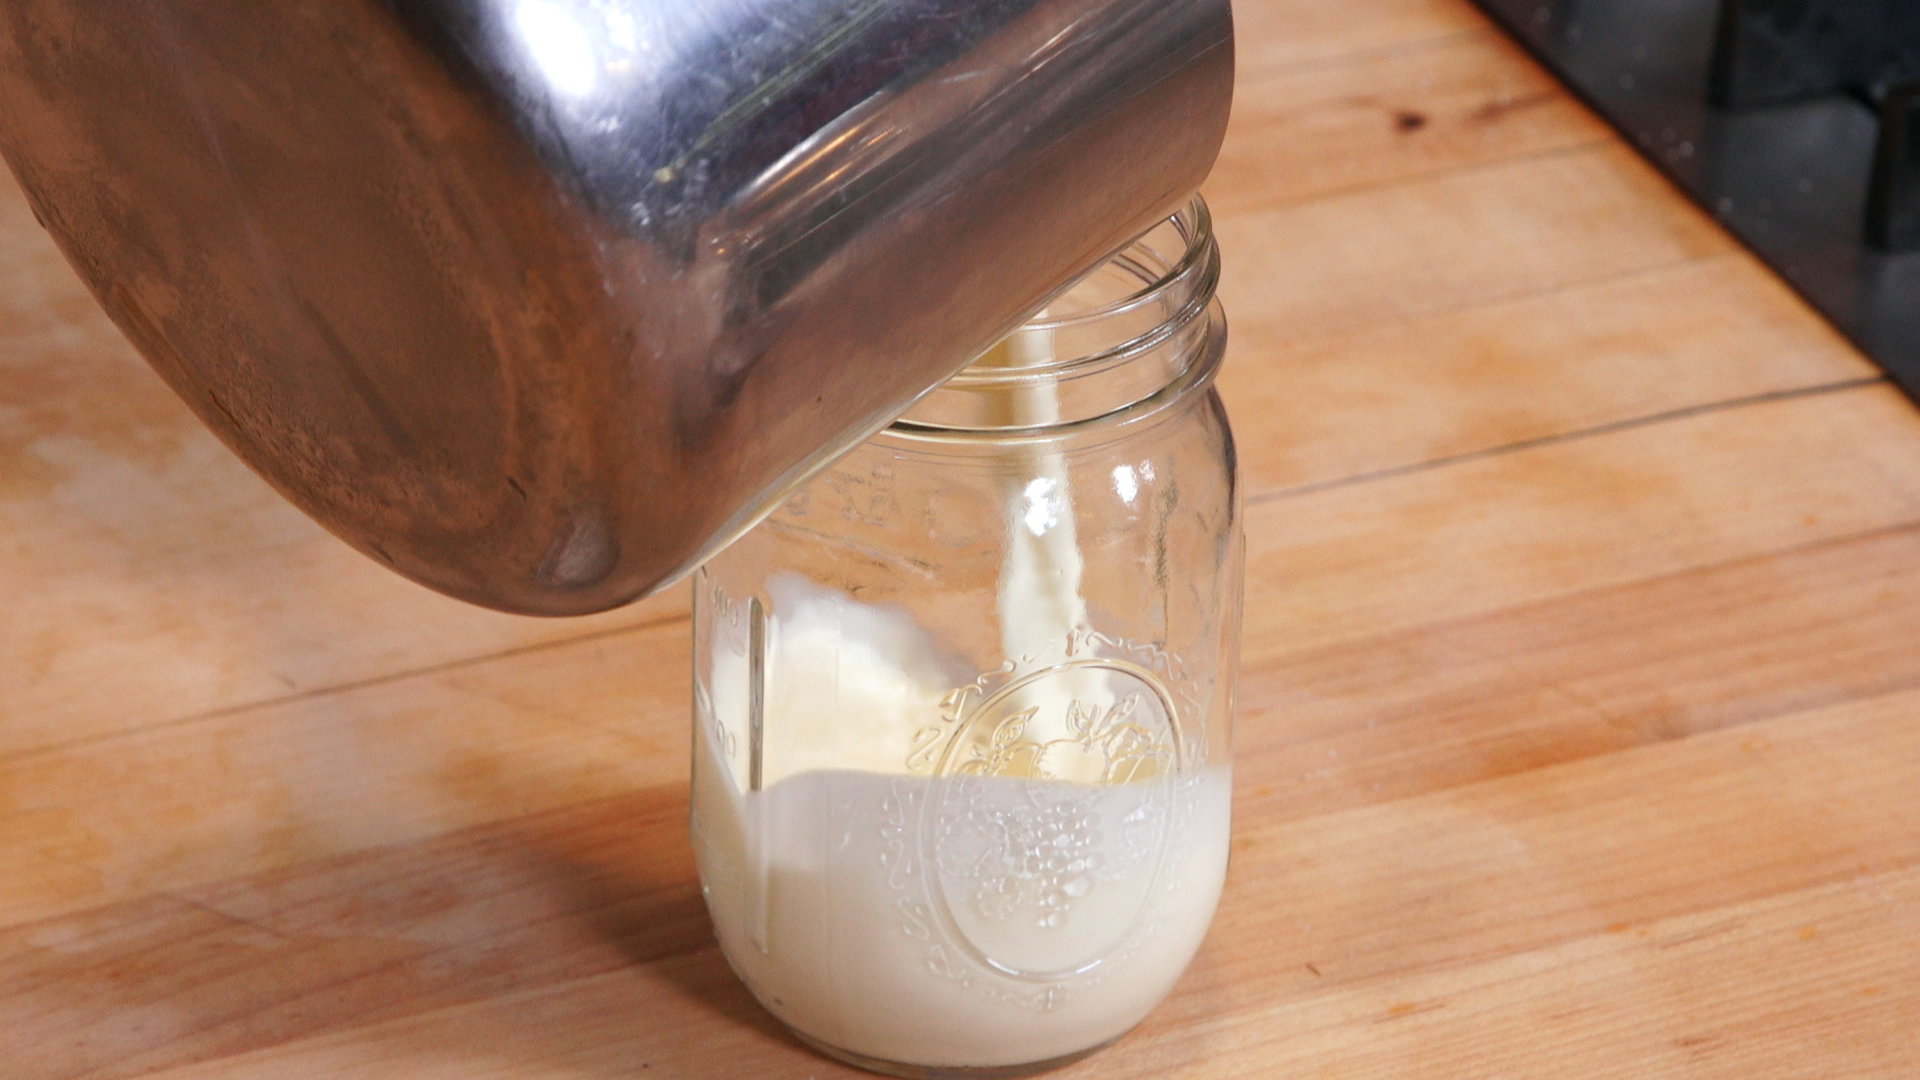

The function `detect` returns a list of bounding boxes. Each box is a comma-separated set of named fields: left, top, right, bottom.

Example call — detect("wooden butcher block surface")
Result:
left=1, top=0, right=1915, bottom=1075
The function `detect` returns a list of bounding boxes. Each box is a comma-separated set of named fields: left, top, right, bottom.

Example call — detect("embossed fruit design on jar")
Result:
left=691, top=199, right=1239, bottom=1078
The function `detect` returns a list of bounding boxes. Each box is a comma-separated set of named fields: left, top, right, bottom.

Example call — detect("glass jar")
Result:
left=690, top=196, right=1240, bottom=1078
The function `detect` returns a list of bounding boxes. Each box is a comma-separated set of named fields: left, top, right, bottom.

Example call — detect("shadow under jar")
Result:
left=690, top=197, right=1240, bottom=1078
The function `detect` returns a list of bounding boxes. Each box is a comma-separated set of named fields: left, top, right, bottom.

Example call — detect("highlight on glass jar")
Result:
left=690, top=196, right=1241, bottom=1078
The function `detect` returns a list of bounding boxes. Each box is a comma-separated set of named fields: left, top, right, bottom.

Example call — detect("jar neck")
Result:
left=892, top=196, right=1220, bottom=434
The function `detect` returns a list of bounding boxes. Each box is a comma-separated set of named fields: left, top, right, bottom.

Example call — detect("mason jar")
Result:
left=690, top=196, right=1240, bottom=1078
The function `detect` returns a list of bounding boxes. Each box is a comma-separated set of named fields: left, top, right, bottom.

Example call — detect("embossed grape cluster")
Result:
left=971, top=797, right=1104, bottom=929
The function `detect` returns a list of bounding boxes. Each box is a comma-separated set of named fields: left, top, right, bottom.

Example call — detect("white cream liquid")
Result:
left=694, top=731, right=1229, bottom=1067
left=692, top=324, right=1230, bottom=1069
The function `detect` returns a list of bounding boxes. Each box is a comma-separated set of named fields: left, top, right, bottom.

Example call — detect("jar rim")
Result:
left=934, top=195, right=1216, bottom=391
left=883, top=300, right=1227, bottom=449
left=1019, top=195, right=1214, bottom=333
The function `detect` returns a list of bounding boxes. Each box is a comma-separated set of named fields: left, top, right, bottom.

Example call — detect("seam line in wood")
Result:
left=6, top=378, right=1886, bottom=768
left=1207, top=861, right=1920, bottom=1041
left=1217, top=131, right=1611, bottom=219
left=0, top=610, right=694, bottom=767
left=1240, top=513, right=1920, bottom=749
left=1245, top=375, right=1890, bottom=508
left=1225, top=245, right=1734, bottom=380
left=1217, top=137, right=1615, bottom=227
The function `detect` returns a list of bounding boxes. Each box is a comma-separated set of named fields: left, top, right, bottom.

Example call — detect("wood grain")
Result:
left=1242, top=383, right=1920, bottom=656
left=1234, top=0, right=1488, bottom=78
left=1220, top=252, right=1875, bottom=493
left=1211, top=30, right=1607, bottom=217
left=0, top=170, right=687, bottom=755
left=1236, top=521, right=1920, bottom=822
left=0, top=617, right=690, bottom=931
left=31, top=694, right=1913, bottom=1080
left=3, top=0, right=1917, bottom=1076
left=1215, top=143, right=1735, bottom=353
left=9, top=383, right=1912, bottom=934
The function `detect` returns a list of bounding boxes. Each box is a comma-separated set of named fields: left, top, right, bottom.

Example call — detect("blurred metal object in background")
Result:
left=0, top=0, right=1233, bottom=614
